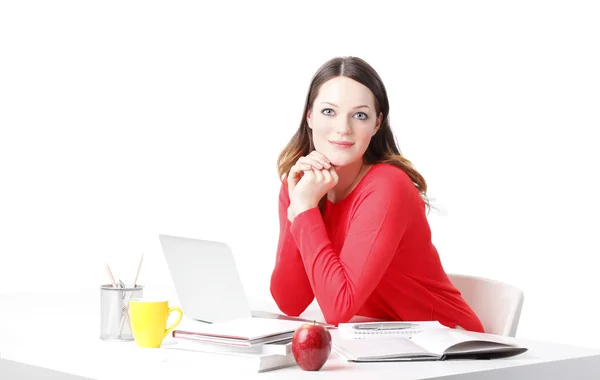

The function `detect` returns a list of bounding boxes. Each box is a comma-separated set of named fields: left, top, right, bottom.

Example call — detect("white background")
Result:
left=1, top=1, right=599, bottom=349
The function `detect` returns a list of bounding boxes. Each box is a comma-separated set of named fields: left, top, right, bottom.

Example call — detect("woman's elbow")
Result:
left=322, top=308, right=355, bottom=327
left=270, top=284, right=310, bottom=317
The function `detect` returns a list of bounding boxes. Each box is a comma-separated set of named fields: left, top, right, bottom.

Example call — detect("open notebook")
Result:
left=331, top=329, right=528, bottom=362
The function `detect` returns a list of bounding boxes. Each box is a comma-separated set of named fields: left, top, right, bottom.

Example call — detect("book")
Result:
left=172, top=317, right=309, bottom=347
left=338, top=320, right=449, bottom=340
left=171, top=336, right=292, bottom=356
left=331, top=328, right=528, bottom=362
left=164, top=342, right=298, bottom=373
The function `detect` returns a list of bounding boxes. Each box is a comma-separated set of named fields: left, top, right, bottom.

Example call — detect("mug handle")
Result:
left=164, top=306, right=183, bottom=339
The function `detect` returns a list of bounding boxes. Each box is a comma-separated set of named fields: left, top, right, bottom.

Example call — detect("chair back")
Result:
left=448, top=273, right=524, bottom=337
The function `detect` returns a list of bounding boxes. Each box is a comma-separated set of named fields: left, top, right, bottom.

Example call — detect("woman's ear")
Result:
left=306, top=109, right=313, bottom=129
left=373, top=112, right=383, bottom=135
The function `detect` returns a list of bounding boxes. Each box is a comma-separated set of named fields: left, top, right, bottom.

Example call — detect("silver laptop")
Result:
left=159, top=234, right=262, bottom=323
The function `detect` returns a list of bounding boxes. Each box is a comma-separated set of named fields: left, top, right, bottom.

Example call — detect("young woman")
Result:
left=270, top=56, right=484, bottom=332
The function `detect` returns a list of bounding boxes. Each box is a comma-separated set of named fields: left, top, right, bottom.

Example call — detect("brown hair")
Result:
left=277, top=56, right=429, bottom=210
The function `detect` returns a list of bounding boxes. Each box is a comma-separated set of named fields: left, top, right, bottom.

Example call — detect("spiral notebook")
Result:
left=338, top=321, right=449, bottom=340
left=331, top=329, right=528, bottom=362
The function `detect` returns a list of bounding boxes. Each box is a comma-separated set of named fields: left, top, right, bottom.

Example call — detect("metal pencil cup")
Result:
left=100, top=284, right=143, bottom=341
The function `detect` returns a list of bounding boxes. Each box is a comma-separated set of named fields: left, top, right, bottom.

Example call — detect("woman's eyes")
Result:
left=321, top=109, right=368, bottom=120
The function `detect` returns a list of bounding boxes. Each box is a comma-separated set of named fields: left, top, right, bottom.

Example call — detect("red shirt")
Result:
left=270, top=163, right=485, bottom=332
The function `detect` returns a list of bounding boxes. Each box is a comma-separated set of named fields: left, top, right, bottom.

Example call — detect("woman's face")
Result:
left=307, top=76, right=381, bottom=167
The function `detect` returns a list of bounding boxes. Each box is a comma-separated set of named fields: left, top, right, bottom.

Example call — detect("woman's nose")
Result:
left=333, top=118, right=352, bottom=135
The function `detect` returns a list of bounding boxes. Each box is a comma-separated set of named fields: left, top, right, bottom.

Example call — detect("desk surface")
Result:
left=2, top=290, right=600, bottom=380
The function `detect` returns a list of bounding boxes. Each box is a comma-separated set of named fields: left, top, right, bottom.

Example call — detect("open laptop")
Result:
left=159, top=234, right=260, bottom=323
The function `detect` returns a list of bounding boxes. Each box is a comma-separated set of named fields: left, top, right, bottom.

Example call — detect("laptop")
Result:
left=159, top=234, right=261, bottom=323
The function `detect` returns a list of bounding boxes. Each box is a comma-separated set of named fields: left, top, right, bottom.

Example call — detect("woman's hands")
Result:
left=284, top=151, right=338, bottom=222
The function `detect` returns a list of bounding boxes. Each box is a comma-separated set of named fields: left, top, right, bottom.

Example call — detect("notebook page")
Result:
left=330, top=330, right=436, bottom=361
left=411, top=329, right=519, bottom=356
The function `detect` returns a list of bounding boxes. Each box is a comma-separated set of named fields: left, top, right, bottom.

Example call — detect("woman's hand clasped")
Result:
left=285, top=151, right=338, bottom=222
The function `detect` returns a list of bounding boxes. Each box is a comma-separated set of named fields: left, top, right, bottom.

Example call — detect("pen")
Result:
left=352, top=322, right=419, bottom=330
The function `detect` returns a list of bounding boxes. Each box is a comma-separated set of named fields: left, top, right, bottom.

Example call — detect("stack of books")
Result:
left=165, top=317, right=312, bottom=372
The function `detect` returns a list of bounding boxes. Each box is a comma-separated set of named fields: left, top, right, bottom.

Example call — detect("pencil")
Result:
left=117, top=254, right=144, bottom=337
left=132, top=253, right=144, bottom=287
left=105, top=263, right=118, bottom=288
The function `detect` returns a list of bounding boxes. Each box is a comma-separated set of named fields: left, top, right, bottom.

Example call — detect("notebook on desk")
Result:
left=331, top=329, right=528, bottom=362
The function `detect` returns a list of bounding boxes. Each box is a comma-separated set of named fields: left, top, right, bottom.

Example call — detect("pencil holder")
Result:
left=100, top=284, right=143, bottom=341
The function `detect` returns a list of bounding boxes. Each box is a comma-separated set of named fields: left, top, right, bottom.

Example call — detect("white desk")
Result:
left=2, top=290, right=600, bottom=379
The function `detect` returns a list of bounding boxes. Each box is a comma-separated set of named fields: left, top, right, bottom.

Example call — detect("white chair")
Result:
left=448, top=273, right=524, bottom=337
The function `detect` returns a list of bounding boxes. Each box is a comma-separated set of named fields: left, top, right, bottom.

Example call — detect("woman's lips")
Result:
left=328, top=140, right=355, bottom=149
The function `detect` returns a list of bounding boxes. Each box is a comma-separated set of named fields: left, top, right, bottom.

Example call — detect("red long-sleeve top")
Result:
left=270, top=163, right=484, bottom=332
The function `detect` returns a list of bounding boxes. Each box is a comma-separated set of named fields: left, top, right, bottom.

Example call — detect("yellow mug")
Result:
left=129, top=298, right=183, bottom=348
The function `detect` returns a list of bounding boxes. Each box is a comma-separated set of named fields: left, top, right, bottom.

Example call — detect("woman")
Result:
left=270, top=56, right=484, bottom=332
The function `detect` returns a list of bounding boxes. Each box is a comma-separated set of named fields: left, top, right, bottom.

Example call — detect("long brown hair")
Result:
left=277, top=56, right=429, bottom=210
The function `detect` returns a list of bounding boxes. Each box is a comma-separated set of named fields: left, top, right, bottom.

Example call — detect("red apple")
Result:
left=291, top=321, right=332, bottom=371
